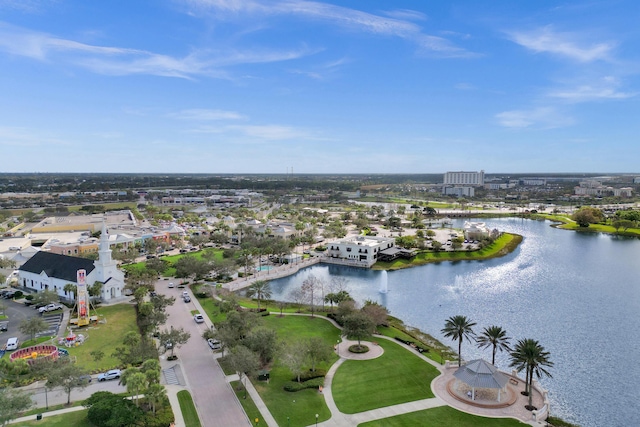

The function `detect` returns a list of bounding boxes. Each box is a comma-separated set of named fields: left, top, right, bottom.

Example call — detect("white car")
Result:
left=207, top=338, right=221, bottom=350
left=194, top=314, right=205, bottom=323
left=168, top=282, right=175, bottom=288
left=38, top=303, right=63, bottom=313
left=98, top=369, right=121, bottom=381
left=182, top=291, right=189, bottom=298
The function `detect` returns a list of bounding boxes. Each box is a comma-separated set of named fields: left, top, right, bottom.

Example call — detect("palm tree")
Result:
left=441, top=315, right=477, bottom=367
left=509, top=338, right=553, bottom=410
left=246, top=280, right=271, bottom=311
left=476, top=325, right=511, bottom=366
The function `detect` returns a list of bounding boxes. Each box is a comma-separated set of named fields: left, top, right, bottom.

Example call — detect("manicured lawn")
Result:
left=177, top=390, right=202, bottom=427
left=374, top=233, right=522, bottom=270
left=230, top=380, right=268, bottom=427
left=66, top=303, right=137, bottom=372
left=20, top=335, right=55, bottom=348
left=375, top=326, right=453, bottom=364
left=332, top=340, right=439, bottom=414
left=11, top=409, right=92, bottom=427
left=358, top=406, right=528, bottom=427
left=252, top=315, right=340, bottom=427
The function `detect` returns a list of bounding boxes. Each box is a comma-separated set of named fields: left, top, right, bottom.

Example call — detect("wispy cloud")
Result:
left=382, top=9, right=428, bottom=22
left=507, top=26, right=614, bottom=62
left=183, top=0, right=473, bottom=57
left=169, top=109, right=246, bottom=121
left=548, top=76, right=636, bottom=102
left=495, top=107, right=573, bottom=129
left=0, top=126, right=69, bottom=147
left=0, top=21, right=314, bottom=78
left=288, top=56, right=349, bottom=80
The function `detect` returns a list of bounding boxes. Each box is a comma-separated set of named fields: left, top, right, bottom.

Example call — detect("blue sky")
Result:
left=1, top=0, right=639, bottom=174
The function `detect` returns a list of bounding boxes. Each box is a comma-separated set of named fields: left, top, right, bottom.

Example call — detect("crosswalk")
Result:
left=163, top=367, right=181, bottom=385
left=37, top=313, right=62, bottom=337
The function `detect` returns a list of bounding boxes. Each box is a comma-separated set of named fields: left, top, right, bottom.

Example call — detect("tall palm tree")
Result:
left=509, top=338, right=553, bottom=409
left=441, top=315, right=477, bottom=367
left=476, top=325, right=511, bottom=365
left=246, top=280, right=272, bottom=311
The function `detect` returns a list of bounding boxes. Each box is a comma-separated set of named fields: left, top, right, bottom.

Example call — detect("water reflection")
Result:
left=268, top=218, right=640, bottom=427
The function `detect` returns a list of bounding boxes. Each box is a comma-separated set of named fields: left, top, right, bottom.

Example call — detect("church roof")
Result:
left=19, top=251, right=96, bottom=282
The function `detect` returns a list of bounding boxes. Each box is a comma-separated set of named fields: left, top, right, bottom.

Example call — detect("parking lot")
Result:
left=0, top=298, right=63, bottom=347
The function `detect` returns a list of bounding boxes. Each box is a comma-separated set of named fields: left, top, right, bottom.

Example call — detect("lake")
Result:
left=267, top=218, right=640, bottom=427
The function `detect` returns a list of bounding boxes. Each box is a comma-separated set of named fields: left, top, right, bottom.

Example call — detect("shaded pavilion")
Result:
left=453, top=359, right=509, bottom=402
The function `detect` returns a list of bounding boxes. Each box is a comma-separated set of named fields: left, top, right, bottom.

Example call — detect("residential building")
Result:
left=443, top=171, right=485, bottom=186
left=326, top=236, right=395, bottom=267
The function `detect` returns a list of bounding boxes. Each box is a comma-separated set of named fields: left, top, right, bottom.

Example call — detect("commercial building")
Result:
left=326, top=236, right=395, bottom=267
left=443, top=171, right=485, bottom=186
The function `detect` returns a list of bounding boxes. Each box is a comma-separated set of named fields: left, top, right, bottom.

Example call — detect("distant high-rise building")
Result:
left=443, top=170, right=485, bottom=186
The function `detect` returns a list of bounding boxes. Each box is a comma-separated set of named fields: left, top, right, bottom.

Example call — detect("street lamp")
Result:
left=315, top=413, right=319, bottom=426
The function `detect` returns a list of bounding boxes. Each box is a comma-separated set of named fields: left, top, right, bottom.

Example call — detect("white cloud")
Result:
left=0, top=21, right=314, bottom=78
left=507, top=26, right=614, bottom=62
left=0, top=126, right=68, bottom=147
left=495, top=107, right=573, bottom=129
left=232, top=124, right=309, bottom=139
left=170, top=109, right=246, bottom=121
left=382, top=9, right=428, bottom=22
left=548, top=77, right=636, bottom=102
left=184, top=0, right=473, bottom=57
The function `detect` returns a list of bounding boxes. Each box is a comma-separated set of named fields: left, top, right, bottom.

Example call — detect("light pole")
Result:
left=315, top=413, right=319, bottom=426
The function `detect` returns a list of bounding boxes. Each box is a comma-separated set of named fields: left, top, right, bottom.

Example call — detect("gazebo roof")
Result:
left=453, top=359, right=508, bottom=389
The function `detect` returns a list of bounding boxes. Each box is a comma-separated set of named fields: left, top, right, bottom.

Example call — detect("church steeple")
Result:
left=96, top=218, right=113, bottom=266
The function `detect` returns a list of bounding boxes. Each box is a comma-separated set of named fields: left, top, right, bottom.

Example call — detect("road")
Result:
left=157, top=279, right=249, bottom=427
left=25, top=377, right=126, bottom=409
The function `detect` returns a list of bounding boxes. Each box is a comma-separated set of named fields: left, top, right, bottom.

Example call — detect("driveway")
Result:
left=156, top=279, right=248, bottom=427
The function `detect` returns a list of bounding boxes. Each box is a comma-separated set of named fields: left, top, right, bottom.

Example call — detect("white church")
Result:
left=18, top=222, right=125, bottom=302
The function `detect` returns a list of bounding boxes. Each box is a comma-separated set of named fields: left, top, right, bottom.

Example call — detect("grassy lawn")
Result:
left=252, top=315, right=340, bottom=427
left=11, top=409, right=92, bottom=427
left=375, top=326, right=454, bottom=364
left=358, top=405, right=528, bottom=427
left=230, top=380, right=268, bottom=427
left=374, top=233, right=522, bottom=271
left=195, top=295, right=228, bottom=324
left=177, top=390, right=202, bottom=427
left=332, top=340, right=439, bottom=414
left=66, top=303, right=137, bottom=372
left=20, top=335, right=55, bottom=348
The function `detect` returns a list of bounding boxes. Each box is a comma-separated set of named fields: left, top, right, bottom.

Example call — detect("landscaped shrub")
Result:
left=297, top=368, right=327, bottom=382
left=348, top=344, right=369, bottom=353
left=283, top=377, right=325, bottom=392
left=25, top=294, right=34, bottom=301
left=141, top=403, right=174, bottom=427
left=13, top=291, right=23, bottom=299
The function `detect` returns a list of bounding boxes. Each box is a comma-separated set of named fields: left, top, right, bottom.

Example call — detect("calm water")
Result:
left=268, top=218, right=640, bottom=427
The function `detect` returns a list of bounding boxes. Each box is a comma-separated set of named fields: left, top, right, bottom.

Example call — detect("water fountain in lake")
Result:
left=379, top=270, right=389, bottom=294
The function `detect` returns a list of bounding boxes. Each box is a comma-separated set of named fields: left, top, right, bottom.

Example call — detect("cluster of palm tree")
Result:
left=441, top=315, right=553, bottom=410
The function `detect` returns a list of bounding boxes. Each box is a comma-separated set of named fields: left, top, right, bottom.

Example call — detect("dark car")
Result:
left=0, top=321, right=8, bottom=332
left=183, top=295, right=191, bottom=303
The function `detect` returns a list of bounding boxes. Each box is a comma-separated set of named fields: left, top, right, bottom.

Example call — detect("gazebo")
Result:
left=453, top=359, right=509, bottom=402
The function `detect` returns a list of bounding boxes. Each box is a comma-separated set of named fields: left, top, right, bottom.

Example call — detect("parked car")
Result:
left=177, top=282, right=186, bottom=288
left=168, top=282, right=175, bottom=288
left=77, top=374, right=92, bottom=385
left=0, top=322, right=8, bottom=332
left=207, top=338, right=221, bottom=350
left=193, top=314, right=205, bottom=323
left=183, top=295, right=191, bottom=303
left=182, top=291, right=189, bottom=298
left=98, top=369, right=121, bottom=381
left=38, top=303, right=63, bottom=313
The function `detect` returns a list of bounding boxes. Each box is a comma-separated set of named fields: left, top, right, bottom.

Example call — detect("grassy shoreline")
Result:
left=373, top=232, right=522, bottom=271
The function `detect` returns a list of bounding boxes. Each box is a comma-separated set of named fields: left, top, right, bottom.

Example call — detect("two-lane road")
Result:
left=157, top=280, right=249, bottom=427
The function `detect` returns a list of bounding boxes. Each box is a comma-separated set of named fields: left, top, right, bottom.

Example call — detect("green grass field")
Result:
left=374, top=233, right=522, bottom=270
left=358, top=405, right=528, bottom=427
left=332, top=339, right=438, bottom=414
left=230, top=380, right=268, bottom=427
left=252, top=315, right=340, bottom=427
left=11, top=409, right=91, bottom=427
left=66, top=303, right=137, bottom=372
left=177, top=390, right=202, bottom=427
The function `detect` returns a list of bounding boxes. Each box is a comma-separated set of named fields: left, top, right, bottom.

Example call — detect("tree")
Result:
left=305, top=337, right=332, bottom=372
left=441, top=315, right=477, bottom=367
left=245, top=327, right=279, bottom=366
left=145, top=383, right=167, bottom=414
left=158, top=326, right=191, bottom=358
left=246, top=280, right=272, bottom=311
left=572, top=207, right=604, bottom=227
left=85, top=391, right=143, bottom=427
left=288, top=287, right=306, bottom=312
left=19, top=316, right=49, bottom=342
left=0, top=388, right=32, bottom=427
left=120, top=369, right=147, bottom=407
left=362, top=301, right=389, bottom=330
left=476, top=325, right=511, bottom=366
left=47, top=359, right=89, bottom=405
left=282, top=342, right=307, bottom=382
left=63, top=283, right=77, bottom=300
left=342, top=311, right=375, bottom=347
left=301, top=274, right=319, bottom=317
left=509, top=338, right=554, bottom=410
left=229, top=345, right=260, bottom=399
left=32, top=289, right=59, bottom=306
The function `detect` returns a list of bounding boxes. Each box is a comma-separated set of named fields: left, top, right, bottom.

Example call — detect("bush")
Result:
left=13, top=291, right=23, bottom=299
left=141, top=404, right=174, bottom=427
left=283, top=377, right=325, bottom=392
left=348, top=344, right=369, bottom=353
left=25, top=294, right=34, bottom=301
left=298, top=368, right=327, bottom=382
